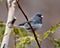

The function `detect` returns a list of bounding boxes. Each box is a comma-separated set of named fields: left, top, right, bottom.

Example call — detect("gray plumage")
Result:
left=18, top=12, right=43, bottom=32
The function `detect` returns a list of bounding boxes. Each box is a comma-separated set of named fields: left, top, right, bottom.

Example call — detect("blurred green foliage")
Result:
left=0, top=0, right=2, bottom=3
left=48, top=38, right=60, bottom=48
left=0, top=20, right=60, bottom=48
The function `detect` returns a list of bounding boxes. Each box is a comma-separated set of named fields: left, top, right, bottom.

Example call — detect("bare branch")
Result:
left=16, top=0, right=41, bottom=48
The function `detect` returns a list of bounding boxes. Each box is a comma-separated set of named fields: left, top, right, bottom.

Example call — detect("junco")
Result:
left=18, top=12, right=43, bottom=32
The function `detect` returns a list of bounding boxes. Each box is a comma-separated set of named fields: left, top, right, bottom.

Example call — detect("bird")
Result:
left=18, top=12, right=43, bottom=32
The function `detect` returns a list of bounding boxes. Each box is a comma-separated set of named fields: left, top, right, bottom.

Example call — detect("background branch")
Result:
left=1, top=0, right=16, bottom=48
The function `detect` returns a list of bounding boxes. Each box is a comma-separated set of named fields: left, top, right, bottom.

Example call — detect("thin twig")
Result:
left=16, top=0, right=41, bottom=48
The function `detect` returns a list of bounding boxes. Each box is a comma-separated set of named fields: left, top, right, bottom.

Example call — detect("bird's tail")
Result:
left=18, top=21, right=32, bottom=26
left=18, top=22, right=26, bottom=26
left=14, top=25, right=25, bottom=29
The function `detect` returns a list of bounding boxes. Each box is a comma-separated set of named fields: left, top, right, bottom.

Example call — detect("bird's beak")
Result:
left=41, top=15, right=43, bottom=18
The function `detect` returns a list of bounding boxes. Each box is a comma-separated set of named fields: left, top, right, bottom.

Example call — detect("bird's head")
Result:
left=33, top=12, right=43, bottom=24
left=35, top=12, right=43, bottom=18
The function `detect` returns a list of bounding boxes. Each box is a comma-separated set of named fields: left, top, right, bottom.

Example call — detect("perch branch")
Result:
left=16, top=0, right=41, bottom=48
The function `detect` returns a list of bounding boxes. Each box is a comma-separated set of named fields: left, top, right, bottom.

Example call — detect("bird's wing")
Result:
left=30, top=15, right=36, bottom=21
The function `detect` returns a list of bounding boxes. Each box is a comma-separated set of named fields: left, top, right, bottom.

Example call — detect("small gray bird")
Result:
left=18, top=12, right=43, bottom=32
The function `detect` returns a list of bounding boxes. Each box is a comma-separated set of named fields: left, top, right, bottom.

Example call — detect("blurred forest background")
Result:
left=0, top=0, right=60, bottom=48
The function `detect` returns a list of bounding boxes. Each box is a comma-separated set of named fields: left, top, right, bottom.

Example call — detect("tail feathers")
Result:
left=18, top=22, right=26, bottom=26
left=18, top=21, right=32, bottom=26
left=19, top=26, right=25, bottom=28
left=19, top=23, right=25, bottom=26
